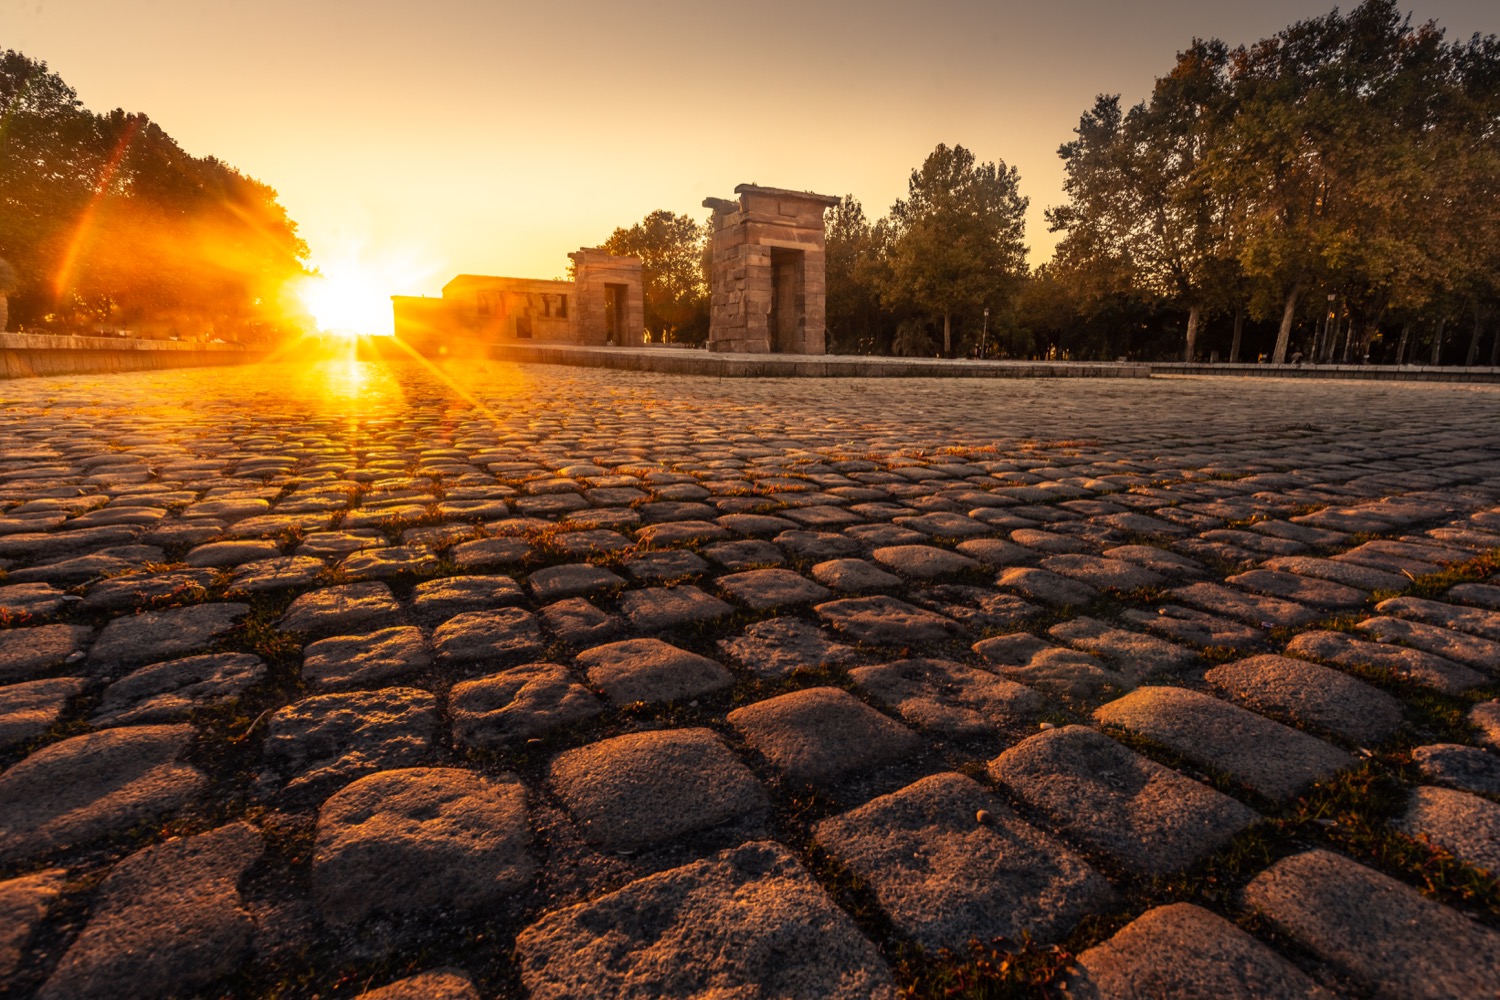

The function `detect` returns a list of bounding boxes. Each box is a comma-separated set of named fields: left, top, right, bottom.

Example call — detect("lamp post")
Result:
left=980, top=307, right=990, bottom=360
left=1321, top=292, right=1336, bottom=363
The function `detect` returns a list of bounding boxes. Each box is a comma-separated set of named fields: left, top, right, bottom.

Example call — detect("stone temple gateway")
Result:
left=391, top=182, right=837, bottom=355
left=390, top=249, right=644, bottom=355
left=703, top=184, right=841, bottom=354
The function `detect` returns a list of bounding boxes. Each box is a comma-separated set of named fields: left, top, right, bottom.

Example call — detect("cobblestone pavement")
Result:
left=2, top=358, right=1500, bottom=999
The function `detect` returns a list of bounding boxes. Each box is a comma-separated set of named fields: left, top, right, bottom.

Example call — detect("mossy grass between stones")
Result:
left=1375, top=549, right=1500, bottom=602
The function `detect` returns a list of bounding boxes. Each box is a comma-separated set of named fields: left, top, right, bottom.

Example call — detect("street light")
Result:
left=980, top=307, right=990, bottom=359
left=1323, top=292, right=1336, bottom=362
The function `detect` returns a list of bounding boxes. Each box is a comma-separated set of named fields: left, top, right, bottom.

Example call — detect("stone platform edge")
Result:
left=476, top=342, right=1152, bottom=379
left=1151, top=361, right=1500, bottom=382
left=2, top=333, right=264, bottom=379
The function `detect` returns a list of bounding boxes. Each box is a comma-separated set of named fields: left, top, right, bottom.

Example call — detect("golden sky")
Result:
left=8, top=0, right=1494, bottom=313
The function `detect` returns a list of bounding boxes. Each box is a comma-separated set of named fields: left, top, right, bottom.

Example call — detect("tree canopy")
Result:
left=0, top=50, right=309, bottom=341
left=823, top=195, right=888, bottom=354
left=883, top=144, right=1029, bottom=356
left=1044, top=0, right=1500, bottom=364
left=822, top=145, right=1029, bottom=358
left=597, top=210, right=709, bottom=344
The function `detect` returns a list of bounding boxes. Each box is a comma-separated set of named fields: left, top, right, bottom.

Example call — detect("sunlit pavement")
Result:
left=2, top=358, right=1499, bottom=998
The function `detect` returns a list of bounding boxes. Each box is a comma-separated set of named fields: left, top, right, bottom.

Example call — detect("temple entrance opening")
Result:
left=770, top=248, right=804, bottom=353
left=603, top=284, right=626, bottom=345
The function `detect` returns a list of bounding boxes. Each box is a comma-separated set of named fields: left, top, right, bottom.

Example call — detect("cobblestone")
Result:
left=1203, top=654, right=1404, bottom=744
left=0, top=725, right=205, bottom=862
left=87, top=602, right=249, bottom=671
left=0, top=677, right=83, bottom=749
left=990, top=725, right=1258, bottom=876
left=517, top=841, right=894, bottom=999
left=1095, top=686, right=1352, bottom=801
left=729, top=686, right=919, bottom=787
left=259, top=688, right=437, bottom=803
left=815, top=773, right=1113, bottom=949
left=1283, top=629, right=1487, bottom=693
left=850, top=657, right=1045, bottom=738
left=547, top=728, right=766, bottom=849
left=574, top=637, right=733, bottom=705
left=1398, top=785, right=1500, bottom=875
left=92, top=653, right=265, bottom=725
left=37, top=823, right=261, bottom=1000
left=1067, top=903, right=1333, bottom=1000
left=1, top=362, right=1497, bottom=996
left=716, top=617, right=859, bottom=678
left=1244, top=849, right=1500, bottom=1000
left=312, top=768, right=534, bottom=928
left=0, top=869, right=66, bottom=979
left=1411, top=742, right=1500, bottom=795
left=450, top=662, right=601, bottom=746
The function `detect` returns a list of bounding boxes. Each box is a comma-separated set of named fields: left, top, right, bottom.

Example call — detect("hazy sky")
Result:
left=7, top=0, right=1496, bottom=304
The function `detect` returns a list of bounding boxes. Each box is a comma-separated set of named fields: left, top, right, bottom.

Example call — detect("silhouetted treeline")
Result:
left=829, top=1, right=1500, bottom=365
left=0, top=51, right=309, bottom=343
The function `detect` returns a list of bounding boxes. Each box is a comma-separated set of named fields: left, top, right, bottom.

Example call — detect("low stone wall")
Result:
left=483, top=342, right=1152, bottom=379
left=1, top=333, right=265, bottom=379
left=1151, top=361, right=1500, bottom=383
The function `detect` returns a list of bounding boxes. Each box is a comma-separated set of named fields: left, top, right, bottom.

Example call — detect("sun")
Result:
left=299, top=268, right=391, bottom=338
left=297, top=245, right=440, bottom=338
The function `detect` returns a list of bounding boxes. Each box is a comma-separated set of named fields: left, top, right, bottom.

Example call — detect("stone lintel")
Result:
left=732, top=184, right=841, bottom=207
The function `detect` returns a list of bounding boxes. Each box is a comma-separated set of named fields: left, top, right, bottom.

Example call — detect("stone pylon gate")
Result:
left=702, top=184, right=839, bottom=354
left=568, top=249, right=645, bottom=346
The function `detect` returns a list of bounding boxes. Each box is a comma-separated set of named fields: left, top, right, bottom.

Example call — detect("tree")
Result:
left=1130, top=39, right=1245, bottom=360
left=824, top=195, right=891, bottom=353
left=1206, top=1, right=1449, bottom=363
left=0, top=51, right=99, bottom=324
left=883, top=144, right=1029, bottom=356
left=0, top=50, right=309, bottom=341
left=1046, top=97, right=1139, bottom=309
left=1044, top=1, right=1499, bottom=364
left=1050, top=41, right=1251, bottom=362
left=1440, top=31, right=1500, bottom=365
left=599, top=210, right=709, bottom=344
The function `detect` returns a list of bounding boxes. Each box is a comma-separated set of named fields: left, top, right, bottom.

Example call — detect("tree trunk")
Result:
left=1431, top=316, right=1446, bottom=365
left=1466, top=307, right=1484, bottom=367
left=1229, top=307, right=1244, bottom=363
left=1183, top=304, right=1201, bottom=362
left=1395, top=323, right=1410, bottom=365
left=1272, top=286, right=1301, bottom=364
left=1491, top=325, right=1500, bottom=367
left=0, top=295, right=7, bottom=333
left=942, top=311, right=951, bottom=357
